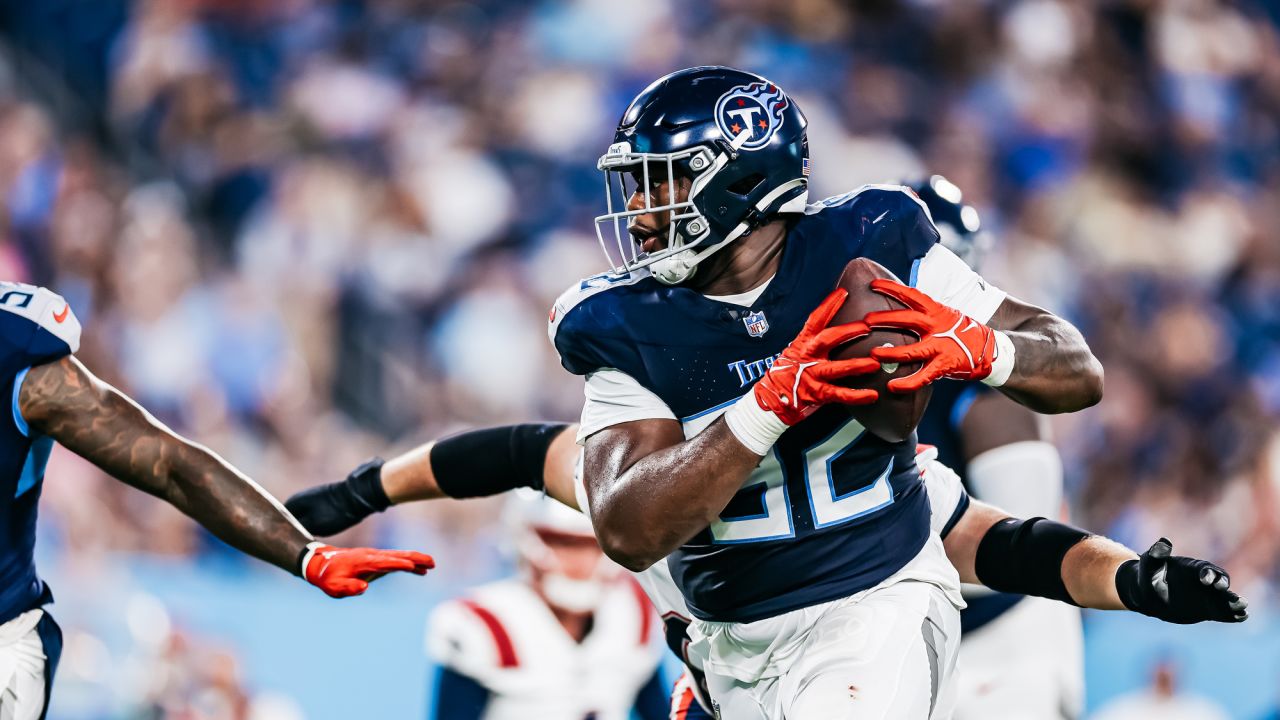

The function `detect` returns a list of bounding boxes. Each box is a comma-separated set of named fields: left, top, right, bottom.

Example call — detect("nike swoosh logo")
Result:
left=872, top=210, right=890, bottom=223
left=53, top=304, right=70, bottom=323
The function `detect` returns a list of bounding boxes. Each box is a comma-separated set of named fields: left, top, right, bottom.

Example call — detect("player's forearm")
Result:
left=20, top=357, right=310, bottom=574
left=381, top=424, right=580, bottom=507
left=991, top=308, right=1104, bottom=414
left=381, top=442, right=443, bottom=503
left=286, top=423, right=579, bottom=537
left=146, top=431, right=312, bottom=573
left=1060, top=536, right=1137, bottom=610
left=585, top=419, right=761, bottom=571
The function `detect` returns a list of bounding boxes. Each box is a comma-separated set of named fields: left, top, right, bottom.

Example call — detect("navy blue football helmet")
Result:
left=909, top=175, right=988, bottom=269
left=596, top=66, right=810, bottom=284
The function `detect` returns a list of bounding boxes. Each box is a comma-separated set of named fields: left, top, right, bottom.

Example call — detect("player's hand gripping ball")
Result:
left=303, top=544, right=435, bottom=598
left=829, top=259, right=936, bottom=442
left=1115, top=538, right=1249, bottom=624
left=750, top=289, right=881, bottom=426
left=862, top=280, right=999, bottom=392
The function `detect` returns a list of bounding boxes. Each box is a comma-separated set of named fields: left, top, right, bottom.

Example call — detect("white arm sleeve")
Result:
left=576, top=369, right=677, bottom=443
left=966, top=440, right=1064, bottom=520
left=914, top=243, right=1008, bottom=323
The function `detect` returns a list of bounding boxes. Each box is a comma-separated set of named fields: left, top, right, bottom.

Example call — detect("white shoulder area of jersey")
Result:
left=0, top=282, right=81, bottom=353
left=547, top=267, right=650, bottom=344
left=914, top=243, right=1007, bottom=323
left=577, top=369, right=677, bottom=443
left=425, top=598, right=498, bottom=668
left=803, top=183, right=926, bottom=216
left=426, top=579, right=536, bottom=672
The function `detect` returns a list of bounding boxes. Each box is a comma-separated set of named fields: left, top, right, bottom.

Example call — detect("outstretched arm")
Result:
left=944, top=499, right=1247, bottom=623
left=380, top=423, right=582, bottom=508
left=20, top=356, right=432, bottom=596
left=287, top=423, right=583, bottom=537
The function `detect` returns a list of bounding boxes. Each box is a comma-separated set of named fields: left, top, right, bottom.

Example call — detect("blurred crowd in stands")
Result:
left=0, top=0, right=1278, bottom=716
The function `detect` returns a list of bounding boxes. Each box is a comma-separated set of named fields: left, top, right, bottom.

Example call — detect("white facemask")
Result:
left=540, top=573, right=607, bottom=613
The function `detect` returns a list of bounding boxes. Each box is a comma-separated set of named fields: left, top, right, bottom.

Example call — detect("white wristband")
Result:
left=299, top=540, right=325, bottom=577
left=983, top=330, right=1016, bottom=387
left=723, top=393, right=789, bottom=456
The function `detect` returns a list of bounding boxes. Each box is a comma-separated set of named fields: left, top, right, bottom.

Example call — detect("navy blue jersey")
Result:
left=917, top=378, right=1024, bottom=631
left=0, top=282, right=81, bottom=624
left=551, top=187, right=942, bottom=623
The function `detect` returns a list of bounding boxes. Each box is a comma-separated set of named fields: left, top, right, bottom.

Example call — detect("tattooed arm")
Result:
left=19, top=355, right=311, bottom=574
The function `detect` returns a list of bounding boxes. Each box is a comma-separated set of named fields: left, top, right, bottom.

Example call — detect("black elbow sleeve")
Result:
left=431, top=423, right=571, bottom=498
left=974, top=517, right=1091, bottom=605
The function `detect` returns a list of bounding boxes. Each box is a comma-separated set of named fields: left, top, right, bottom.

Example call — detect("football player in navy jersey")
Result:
left=910, top=175, right=1085, bottom=719
left=545, top=66, right=1106, bottom=718
left=0, top=282, right=434, bottom=719
left=286, top=422, right=1246, bottom=720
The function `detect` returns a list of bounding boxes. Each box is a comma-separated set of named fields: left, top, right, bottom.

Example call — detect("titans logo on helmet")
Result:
left=714, top=82, right=789, bottom=151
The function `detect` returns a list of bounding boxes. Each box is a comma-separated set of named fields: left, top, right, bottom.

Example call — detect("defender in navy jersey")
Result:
left=549, top=66, right=1105, bottom=718
left=911, top=176, right=1085, bottom=719
left=0, top=282, right=433, bottom=719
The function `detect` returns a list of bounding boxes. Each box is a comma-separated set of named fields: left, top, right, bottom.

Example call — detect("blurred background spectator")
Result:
left=0, top=0, right=1276, bottom=717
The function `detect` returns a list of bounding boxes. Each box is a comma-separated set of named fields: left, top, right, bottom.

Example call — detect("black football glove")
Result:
left=285, top=458, right=390, bottom=537
left=1115, top=538, right=1248, bottom=624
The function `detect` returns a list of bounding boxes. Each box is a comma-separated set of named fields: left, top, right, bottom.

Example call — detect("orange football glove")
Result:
left=751, top=289, right=881, bottom=425
left=302, top=543, right=434, bottom=598
left=726, top=290, right=882, bottom=455
left=862, top=279, right=1000, bottom=393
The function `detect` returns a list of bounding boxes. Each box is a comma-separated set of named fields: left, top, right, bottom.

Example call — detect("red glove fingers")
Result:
left=725, top=292, right=882, bottom=455
left=860, top=309, right=934, bottom=336
left=802, top=289, right=850, bottom=336
left=810, top=321, right=876, bottom=355
left=858, top=279, right=1003, bottom=393
left=304, top=544, right=436, bottom=599
left=866, top=279, right=935, bottom=312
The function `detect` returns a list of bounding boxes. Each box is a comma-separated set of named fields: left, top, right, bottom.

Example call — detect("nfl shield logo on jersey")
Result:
left=743, top=311, right=769, bottom=337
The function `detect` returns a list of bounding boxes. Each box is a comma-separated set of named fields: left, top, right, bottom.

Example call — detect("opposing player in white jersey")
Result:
left=0, top=282, right=434, bottom=719
left=426, top=491, right=667, bottom=720
left=288, top=424, right=1246, bottom=720
left=910, top=176, right=1085, bottom=719
left=545, top=65, right=1106, bottom=717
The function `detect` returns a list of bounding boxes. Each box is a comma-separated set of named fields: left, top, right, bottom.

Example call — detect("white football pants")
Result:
left=953, top=597, right=1084, bottom=720
left=0, top=610, right=48, bottom=720
left=691, top=579, right=961, bottom=719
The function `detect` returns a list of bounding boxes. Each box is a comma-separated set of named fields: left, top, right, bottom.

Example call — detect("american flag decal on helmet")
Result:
left=802, top=158, right=811, bottom=176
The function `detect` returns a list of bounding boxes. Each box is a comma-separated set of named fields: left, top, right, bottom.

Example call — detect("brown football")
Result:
left=830, top=258, right=933, bottom=443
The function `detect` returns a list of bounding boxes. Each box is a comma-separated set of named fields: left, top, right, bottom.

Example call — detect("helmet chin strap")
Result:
left=650, top=177, right=809, bottom=286
left=650, top=221, right=747, bottom=285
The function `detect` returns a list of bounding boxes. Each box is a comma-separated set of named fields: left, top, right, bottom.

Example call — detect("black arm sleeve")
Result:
left=974, top=517, right=1091, bottom=605
left=285, top=458, right=389, bottom=537
left=430, top=423, right=571, bottom=498
left=431, top=667, right=490, bottom=720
